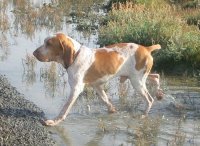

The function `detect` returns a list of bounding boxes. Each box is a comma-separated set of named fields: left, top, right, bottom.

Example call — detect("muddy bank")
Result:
left=0, top=75, right=55, bottom=145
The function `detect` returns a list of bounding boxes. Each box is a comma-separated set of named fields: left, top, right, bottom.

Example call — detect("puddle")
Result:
left=1, top=0, right=200, bottom=145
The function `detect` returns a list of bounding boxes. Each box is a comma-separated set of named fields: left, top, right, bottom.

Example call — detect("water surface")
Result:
left=0, top=0, right=200, bottom=145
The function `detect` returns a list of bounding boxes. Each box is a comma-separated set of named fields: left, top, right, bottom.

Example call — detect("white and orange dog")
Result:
left=33, top=33, right=163, bottom=126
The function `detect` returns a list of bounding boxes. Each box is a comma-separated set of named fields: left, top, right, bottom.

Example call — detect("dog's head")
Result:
left=33, top=33, right=75, bottom=68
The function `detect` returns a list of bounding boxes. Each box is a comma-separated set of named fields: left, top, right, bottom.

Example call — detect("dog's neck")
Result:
left=62, top=36, right=83, bottom=69
left=66, top=36, right=82, bottom=54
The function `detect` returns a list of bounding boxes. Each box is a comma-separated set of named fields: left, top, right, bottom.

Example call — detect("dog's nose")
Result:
left=33, top=50, right=38, bottom=57
left=33, top=50, right=41, bottom=60
left=33, top=50, right=36, bottom=57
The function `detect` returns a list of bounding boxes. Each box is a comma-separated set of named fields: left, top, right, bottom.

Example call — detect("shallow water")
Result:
left=1, top=0, right=200, bottom=146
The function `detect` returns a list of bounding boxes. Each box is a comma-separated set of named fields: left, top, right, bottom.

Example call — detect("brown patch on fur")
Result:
left=147, top=44, right=161, bottom=52
left=135, top=46, right=153, bottom=73
left=135, top=44, right=161, bottom=73
left=106, top=43, right=128, bottom=49
left=56, top=33, right=75, bottom=68
left=84, top=49, right=124, bottom=83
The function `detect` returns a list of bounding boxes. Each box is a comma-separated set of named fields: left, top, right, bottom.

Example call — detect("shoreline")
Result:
left=0, top=74, right=55, bottom=145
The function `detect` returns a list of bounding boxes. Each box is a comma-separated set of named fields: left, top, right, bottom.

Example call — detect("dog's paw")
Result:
left=156, top=89, right=164, bottom=100
left=42, top=119, right=57, bottom=126
left=109, top=106, right=116, bottom=113
left=141, top=114, right=147, bottom=119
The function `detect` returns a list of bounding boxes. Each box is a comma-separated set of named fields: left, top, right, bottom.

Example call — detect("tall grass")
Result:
left=40, top=63, right=60, bottom=97
left=182, top=9, right=200, bottom=29
left=21, top=53, right=37, bottom=86
left=99, top=0, right=200, bottom=74
left=0, top=1, right=9, bottom=32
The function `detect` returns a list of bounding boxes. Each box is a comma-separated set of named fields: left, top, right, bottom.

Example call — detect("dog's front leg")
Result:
left=43, top=80, right=84, bottom=126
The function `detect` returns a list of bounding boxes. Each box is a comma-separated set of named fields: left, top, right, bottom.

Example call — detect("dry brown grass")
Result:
left=167, top=119, right=186, bottom=146
left=22, top=53, right=37, bottom=72
left=0, top=1, right=9, bottom=32
left=40, top=63, right=58, bottom=96
left=8, top=0, right=104, bottom=38
left=21, top=53, right=37, bottom=86
left=0, top=34, right=9, bottom=61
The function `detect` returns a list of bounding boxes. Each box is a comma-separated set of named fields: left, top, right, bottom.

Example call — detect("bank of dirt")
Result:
left=0, top=75, right=55, bottom=145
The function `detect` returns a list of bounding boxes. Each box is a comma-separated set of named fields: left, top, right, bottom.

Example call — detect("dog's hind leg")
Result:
left=93, top=85, right=116, bottom=113
left=148, top=74, right=164, bottom=100
left=129, top=77, right=154, bottom=116
left=120, top=76, right=128, bottom=83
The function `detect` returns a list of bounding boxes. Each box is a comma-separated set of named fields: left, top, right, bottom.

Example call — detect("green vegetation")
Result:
left=99, top=0, right=200, bottom=75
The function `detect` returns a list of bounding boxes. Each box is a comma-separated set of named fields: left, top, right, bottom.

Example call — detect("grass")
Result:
left=40, top=62, right=60, bottom=97
left=171, top=0, right=199, bottom=9
left=22, top=53, right=37, bottom=72
left=182, top=8, right=200, bottom=29
left=118, top=80, right=143, bottom=113
left=99, top=0, right=200, bottom=75
left=0, top=1, right=9, bottom=32
left=0, top=35, right=9, bottom=61
left=167, top=118, right=186, bottom=146
left=4, top=0, right=104, bottom=38
left=12, top=3, right=64, bottom=36
left=97, top=115, right=162, bottom=145
left=21, top=53, right=37, bottom=86
left=133, top=117, right=161, bottom=146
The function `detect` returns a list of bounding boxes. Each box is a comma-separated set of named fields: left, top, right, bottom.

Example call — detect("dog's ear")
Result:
left=61, top=40, right=75, bottom=68
left=57, top=34, right=75, bottom=68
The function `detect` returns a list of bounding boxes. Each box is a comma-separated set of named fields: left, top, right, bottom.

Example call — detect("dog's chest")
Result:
left=67, top=47, right=95, bottom=78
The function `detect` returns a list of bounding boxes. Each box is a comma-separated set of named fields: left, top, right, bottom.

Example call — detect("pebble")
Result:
left=0, top=74, right=56, bottom=145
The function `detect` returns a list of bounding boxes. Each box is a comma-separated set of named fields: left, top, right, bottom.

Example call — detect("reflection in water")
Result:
left=0, top=0, right=105, bottom=62
left=86, top=129, right=104, bottom=146
left=21, top=53, right=36, bottom=86
left=22, top=53, right=36, bottom=72
left=0, top=0, right=104, bottom=97
left=54, top=126, right=73, bottom=146
left=22, top=71, right=36, bottom=87
left=0, top=1, right=9, bottom=60
left=93, top=115, right=161, bottom=146
left=1, top=0, right=200, bottom=146
left=0, top=0, right=9, bottom=32
left=134, top=117, right=161, bottom=146
left=0, top=34, right=9, bottom=61
left=12, top=3, right=64, bottom=37
left=0, top=0, right=10, bottom=61
left=1, top=0, right=104, bottom=39
left=40, top=62, right=60, bottom=97
left=118, top=80, right=144, bottom=114
left=0, top=0, right=105, bottom=90
left=40, top=62, right=67, bottom=97
left=167, top=118, right=186, bottom=146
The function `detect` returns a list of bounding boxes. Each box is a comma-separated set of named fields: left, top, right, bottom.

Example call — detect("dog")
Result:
left=33, top=33, right=163, bottom=126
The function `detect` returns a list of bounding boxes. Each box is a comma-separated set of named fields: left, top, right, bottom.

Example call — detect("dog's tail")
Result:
left=147, top=44, right=161, bottom=53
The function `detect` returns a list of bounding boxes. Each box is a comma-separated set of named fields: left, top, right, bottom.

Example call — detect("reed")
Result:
left=40, top=63, right=59, bottom=97
left=168, top=118, right=186, bottom=146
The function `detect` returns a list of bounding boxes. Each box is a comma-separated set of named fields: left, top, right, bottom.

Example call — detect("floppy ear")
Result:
left=59, top=39, right=75, bottom=68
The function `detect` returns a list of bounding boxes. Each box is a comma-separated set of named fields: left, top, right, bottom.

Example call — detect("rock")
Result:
left=0, top=74, right=55, bottom=145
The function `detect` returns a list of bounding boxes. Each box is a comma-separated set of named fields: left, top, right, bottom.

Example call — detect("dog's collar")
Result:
left=64, top=45, right=82, bottom=69
left=74, top=46, right=81, bottom=61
